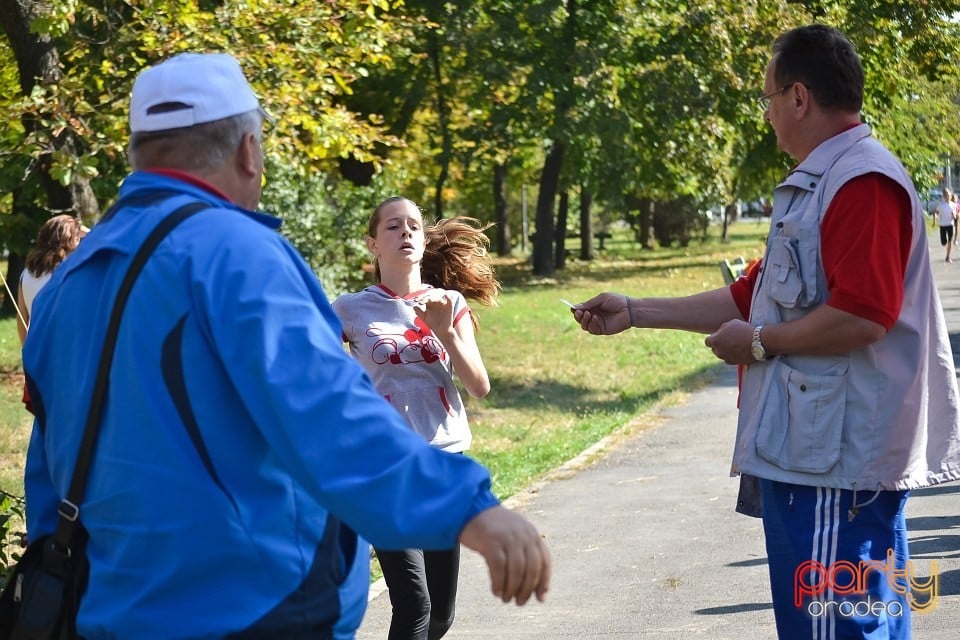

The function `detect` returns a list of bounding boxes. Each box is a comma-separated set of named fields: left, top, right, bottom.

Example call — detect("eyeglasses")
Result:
left=757, top=84, right=792, bottom=110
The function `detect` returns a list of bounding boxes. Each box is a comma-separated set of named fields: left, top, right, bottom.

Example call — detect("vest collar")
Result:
left=780, top=123, right=872, bottom=193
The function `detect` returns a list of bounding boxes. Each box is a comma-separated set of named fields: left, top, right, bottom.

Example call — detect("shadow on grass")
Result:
left=500, top=260, right=729, bottom=289
left=482, top=362, right=725, bottom=416
left=495, top=243, right=765, bottom=289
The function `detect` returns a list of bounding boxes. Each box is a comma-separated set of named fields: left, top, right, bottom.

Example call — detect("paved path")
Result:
left=356, top=229, right=960, bottom=639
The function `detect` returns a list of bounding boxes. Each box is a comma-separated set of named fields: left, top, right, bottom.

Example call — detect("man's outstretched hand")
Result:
left=570, top=292, right=632, bottom=335
left=459, top=505, right=551, bottom=605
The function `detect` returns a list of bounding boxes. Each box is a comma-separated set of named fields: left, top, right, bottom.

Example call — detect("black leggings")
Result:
left=941, top=224, right=954, bottom=246
left=375, top=546, right=460, bottom=640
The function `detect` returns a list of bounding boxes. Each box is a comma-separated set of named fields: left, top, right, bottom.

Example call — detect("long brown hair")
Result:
left=24, top=215, right=85, bottom=276
left=368, top=197, right=501, bottom=324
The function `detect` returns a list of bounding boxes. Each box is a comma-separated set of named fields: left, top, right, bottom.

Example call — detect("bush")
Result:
left=0, top=490, right=25, bottom=589
left=261, top=165, right=402, bottom=297
left=652, top=196, right=709, bottom=247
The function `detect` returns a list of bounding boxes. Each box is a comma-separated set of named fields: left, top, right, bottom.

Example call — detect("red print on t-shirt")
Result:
left=369, top=317, right=446, bottom=366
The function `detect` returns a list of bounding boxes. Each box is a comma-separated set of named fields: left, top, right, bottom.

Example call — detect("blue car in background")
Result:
left=924, top=189, right=943, bottom=216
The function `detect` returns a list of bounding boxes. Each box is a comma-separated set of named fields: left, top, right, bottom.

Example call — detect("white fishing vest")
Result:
left=733, top=124, right=960, bottom=491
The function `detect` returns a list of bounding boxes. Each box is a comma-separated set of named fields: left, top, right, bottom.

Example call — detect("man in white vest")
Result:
left=571, top=24, right=960, bottom=640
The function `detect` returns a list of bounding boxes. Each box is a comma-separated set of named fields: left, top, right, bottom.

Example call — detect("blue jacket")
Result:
left=22, top=171, right=500, bottom=639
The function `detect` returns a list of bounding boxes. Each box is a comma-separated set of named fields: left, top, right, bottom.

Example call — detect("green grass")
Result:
left=467, top=222, right=768, bottom=497
left=0, top=316, right=29, bottom=498
left=0, top=220, right=769, bottom=502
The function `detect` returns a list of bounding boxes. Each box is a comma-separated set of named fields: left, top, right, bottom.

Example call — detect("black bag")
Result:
left=0, top=532, right=89, bottom=640
left=0, top=201, right=207, bottom=640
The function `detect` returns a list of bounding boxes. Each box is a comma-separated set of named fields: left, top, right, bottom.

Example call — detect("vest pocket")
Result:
left=767, top=239, right=804, bottom=308
left=755, top=362, right=847, bottom=473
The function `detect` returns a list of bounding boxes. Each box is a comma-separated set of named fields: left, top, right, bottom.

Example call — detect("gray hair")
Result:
left=127, top=109, right=262, bottom=172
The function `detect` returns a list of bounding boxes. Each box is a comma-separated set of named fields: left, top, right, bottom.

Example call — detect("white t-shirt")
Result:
left=19, top=268, right=52, bottom=316
left=332, top=284, right=473, bottom=452
left=936, top=200, right=956, bottom=227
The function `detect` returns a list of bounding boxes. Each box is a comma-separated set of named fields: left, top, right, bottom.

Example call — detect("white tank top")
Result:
left=19, top=269, right=52, bottom=316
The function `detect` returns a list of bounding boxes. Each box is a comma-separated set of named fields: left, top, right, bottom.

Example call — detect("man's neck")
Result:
left=144, top=168, right=232, bottom=202
left=793, top=113, right=862, bottom=163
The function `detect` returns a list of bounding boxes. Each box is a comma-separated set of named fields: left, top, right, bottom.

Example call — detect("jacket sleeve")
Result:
left=192, top=223, right=499, bottom=549
left=23, top=420, right=61, bottom=541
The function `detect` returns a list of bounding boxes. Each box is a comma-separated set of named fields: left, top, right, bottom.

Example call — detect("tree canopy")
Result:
left=3, top=0, right=960, bottom=298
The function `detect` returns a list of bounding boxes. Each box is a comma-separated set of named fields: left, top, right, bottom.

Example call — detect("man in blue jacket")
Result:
left=22, top=52, right=550, bottom=639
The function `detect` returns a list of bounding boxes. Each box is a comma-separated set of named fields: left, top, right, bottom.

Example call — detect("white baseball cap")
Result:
left=129, top=52, right=266, bottom=133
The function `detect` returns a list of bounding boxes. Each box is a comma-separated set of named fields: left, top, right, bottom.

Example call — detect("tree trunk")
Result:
left=722, top=202, right=736, bottom=244
left=554, top=190, right=569, bottom=270
left=493, top=163, right=511, bottom=256
left=532, top=141, right=565, bottom=276
left=639, top=198, right=655, bottom=250
left=579, top=188, right=593, bottom=261
left=1, top=0, right=98, bottom=218
left=1, top=254, right=25, bottom=320
left=532, top=0, right=578, bottom=276
left=428, top=30, right=451, bottom=219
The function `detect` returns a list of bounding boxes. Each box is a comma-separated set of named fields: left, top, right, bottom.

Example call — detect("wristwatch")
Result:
left=750, top=325, right=767, bottom=361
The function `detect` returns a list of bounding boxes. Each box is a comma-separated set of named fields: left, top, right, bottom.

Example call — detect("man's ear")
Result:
left=236, top=132, right=261, bottom=178
left=792, top=83, right=809, bottom=114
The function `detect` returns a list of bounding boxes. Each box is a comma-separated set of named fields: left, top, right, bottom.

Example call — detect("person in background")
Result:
left=571, top=24, right=959, bottom=639
left=333, top=197, right=498, bottom=640
left=16, top=214, right=87, bottom=415
left=935, top=188, right=955, bottom=262
left=16, top=214, right=87, bottom=344
left=951, top=191, right=959, bottom=246
left=22, top=52, right=550, bottom=640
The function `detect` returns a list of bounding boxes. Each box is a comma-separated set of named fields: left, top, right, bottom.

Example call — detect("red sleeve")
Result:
left=731, top=259, right=762, bottom=407
left=22, top=380, right=34, bottom=415
left=728, top=259, right=761, bottom=320
left=453, top=307, right=471, bottom=326
left=820, top=174, right=911, bottom=330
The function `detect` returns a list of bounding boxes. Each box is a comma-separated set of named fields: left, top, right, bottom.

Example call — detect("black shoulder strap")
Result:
left=50, top=200, right=209, bottom=553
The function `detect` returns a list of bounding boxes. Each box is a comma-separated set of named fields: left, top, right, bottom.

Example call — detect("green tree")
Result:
left=5, top=0, right=960, bottom=308
left=0, top=0, right=416, bottom=310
